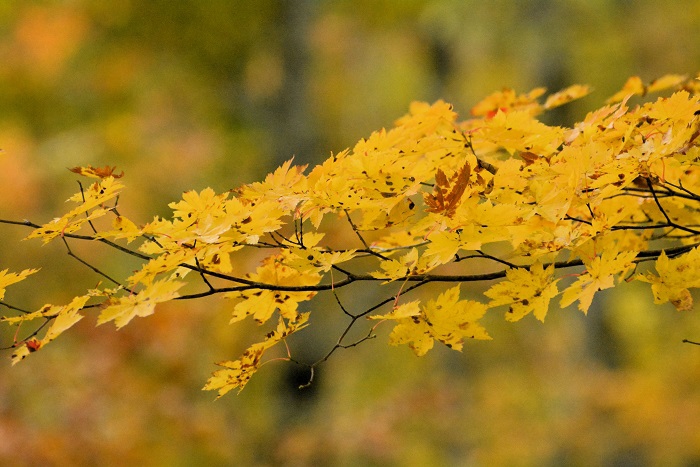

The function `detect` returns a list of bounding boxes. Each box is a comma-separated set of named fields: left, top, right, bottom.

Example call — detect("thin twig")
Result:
left=647, top=178, right=700, bottom=235
left=194, top=257, right=215, bottom=292
left=344, top=210, right=391, bottom=261
left=0, top=301, right=31, bottom=314
left=61, top=237, right=128, bottom=291
left=77, top=181, right=100, bottom=234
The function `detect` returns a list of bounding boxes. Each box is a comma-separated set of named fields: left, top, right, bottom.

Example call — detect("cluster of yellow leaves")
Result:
left=5, top=73, right=700, bottom=395
left=26, top=176, right=124, bottom=243
left=369, top=286, right=490, bottom=356
left=1, top=294, right=89, bottom=364
left=203, top=313, right=309, bottom=397
left=639, top=248, right=700, bottom=312
left=470, top=84, right=591, bottom=117
left=606, top=74, right=688, bottom=104
left=97, top=280, right=184, bottom=328
left=370, top=248, right=437, bottom=282
left=226, top=254, right=320, bottom=324
left=560, top=248, right=638, bottom=314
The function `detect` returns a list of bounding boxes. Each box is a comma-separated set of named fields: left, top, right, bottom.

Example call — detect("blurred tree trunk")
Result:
left=272, top=0, right=318, bottom=166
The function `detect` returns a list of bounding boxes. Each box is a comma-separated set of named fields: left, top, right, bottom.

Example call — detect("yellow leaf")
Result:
left=560, top=249, right=638, bottom=313
left=95, top=215, right=141, bottom=242
left=42, top=294, right=90, bottom=343
left=128, top=249, right=195, bottom=286
left=26, top=177, right=124, bottom=243
left=470, top=87, right=546, bottom=117
left=646, top=90, right=700, bottom=122
left=389, top=319, right=435, bottom=356
left=424, top=231, right=461, bottom=265
left=637, top=248, right=700, bottom=311
left=227, top=254, right=320, bottom=324
left=370, top=248, right=418, bottom=282
left=484, top=262, right=559, bottom=322
left=368, top=300, right=421, bottom=320
left=237, top=158, right=309, bottom=212
left=196, top=243, right=240, bottom=274
left=169, top=187, right=227, bottom=224
left=605, top=74, right=688, bottom=104
left=98, top=279, right=184, bottom=328
left=646, top=74, right=687, bottom=93
left=544, top=84, right=591, bottom=109
left=5, top=295, right=90, bottom=364
left=606, top=76, right=645, bottom=104
left=286, top=247, right=357, bottom=274
left=65, top=177, right=124, bottom=214
left=480, top=110, right=564, bottom=156
left=0, top=268, right=38, bottom=300
left=11, top=344, right=32, bottom=365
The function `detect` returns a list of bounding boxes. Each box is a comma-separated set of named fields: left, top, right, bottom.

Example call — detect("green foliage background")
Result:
left=1, top=1, right=700, bottom=465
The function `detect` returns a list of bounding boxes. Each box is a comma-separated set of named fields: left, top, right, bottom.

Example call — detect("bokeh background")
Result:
left=1, top=1, right=700, bottom=465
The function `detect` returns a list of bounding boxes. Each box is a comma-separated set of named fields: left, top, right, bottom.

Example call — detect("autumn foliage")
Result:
left=2, top=74, right=700, bottom=397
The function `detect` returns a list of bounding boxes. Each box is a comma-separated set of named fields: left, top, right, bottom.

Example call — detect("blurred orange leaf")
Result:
left=69, top=165, right=124, bottom=179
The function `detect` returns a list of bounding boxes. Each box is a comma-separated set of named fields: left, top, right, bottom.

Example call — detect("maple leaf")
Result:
left=423, top=231, right=461, bottom=265
left=195, top=243, right=240, bottom=274
left=10, top=342, right=36, bottom=365
left=0, top=307, right=46, bottom=326
left=370, top=285, right=491, bottom=356
left=606, top=74, right=688, bottom=104
left=424, top=162, right=471, bottom=217
left=228, top=200, right=286, bottom=244
left=26, top=177, right=124, bottom=244
left=543, top=84, right=591, bottom=109
left=470, top=87, right=546, bottom=117
left=393, top=99, right=458, bottom=134
left=237, top=158, right=309, bottom=212
left=26, top=208, right=112, bottom=244
left=371, top=248, right=419, bottom=282
left=169, top=188, right=229, bottom=225
left=146, top=188, right=285, bottom=247
left=41, top=295, right=90, bottom=343
left=227, top=254, right=320, bottom=324
left=560, top=249, right=638, bottom=313
left=8, top=74, right=700, bottom=397
left=127, top=249, right=196, bottom=287
left=69, top=165, right=124, bottom=179
left=0, top=268, right=38, bottom=300
left=606, top=76, right=645, bottom=104
left=286, top=247, right=357, bottom=274
left=98, top=279, right=184, bottom=328
left=369, top=300, right=421, bottom=321
left=370, top=248, right=437, bottom=282
left=637, top=248, right=700, bottom=311
left=646, top=90, right=700, bottom=122
left=484, top=262, right=559, bottom=322
left=480, top=109, right=565, bottom=156
left=95, top=215, right=141, bottom=243
left=647, top=74, right=688, bottom=93
left=5, top=295, right=90, bottom=364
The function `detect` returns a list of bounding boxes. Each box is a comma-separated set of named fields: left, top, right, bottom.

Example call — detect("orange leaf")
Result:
left=69, top=165, right=124, bottom=179
left=424, top=162, right=470, bottom=217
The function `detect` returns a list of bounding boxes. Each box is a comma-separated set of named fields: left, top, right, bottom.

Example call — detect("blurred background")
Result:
left=1, top=1, right=700, bottom=465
